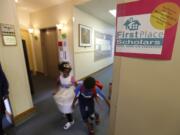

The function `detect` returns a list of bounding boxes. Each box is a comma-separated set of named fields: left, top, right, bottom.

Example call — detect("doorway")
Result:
left=30, top=27, right=59, bottom=103
left=41, top=27, right=59, bottom=79
left=20, top=29, right=34, bottom=95
left=22, top=39, right=34, bottom=95
left=20, top=29, right=34, bottom=73
left=20, top=27, right=59, bottom=104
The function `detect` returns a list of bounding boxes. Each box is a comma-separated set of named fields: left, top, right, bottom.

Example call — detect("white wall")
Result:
left=0, top=0, right=34, bottom=116
left=73, top=7, right=115, bottom=80
left=17, top=8, right=44, bottom=73
left=17, top=8, right=31, bottom=29
left=30, top=1, right=74, bottom=73
left=30, top=1, right=115, bottom=80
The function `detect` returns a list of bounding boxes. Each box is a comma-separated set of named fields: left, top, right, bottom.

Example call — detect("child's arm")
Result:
left=96, top=88, right=110, bottom=108
left=103, top=96, right=110, bottom=108
left=57, top=74, right=61, bottom=85
left=71, top=76, right=76, bottom=86
left=53, top=76, right=61, bottom=95
left=71, top=85, right=81, bottom=108
left=72, top=96, right=78, bottom=109
left=94, top=96, right=104, bottom=111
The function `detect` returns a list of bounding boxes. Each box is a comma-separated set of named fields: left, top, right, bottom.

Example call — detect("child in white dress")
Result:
left=53, top=61, right=75, bottom=130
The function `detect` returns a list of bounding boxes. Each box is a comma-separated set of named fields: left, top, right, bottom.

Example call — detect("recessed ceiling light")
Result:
left=109, top=9, right=116, bottom=17
left=15, top=0, right=19, bottom=3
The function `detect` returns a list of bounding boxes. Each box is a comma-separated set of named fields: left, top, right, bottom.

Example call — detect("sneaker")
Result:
left=63, top=120, right=74, bottom=130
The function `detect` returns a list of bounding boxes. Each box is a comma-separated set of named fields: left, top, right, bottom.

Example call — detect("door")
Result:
left=22, top=40, right=34, bottom=95
left=41, top=28, right=59, bottom=78
left=20, top=29, right=34, bottom=72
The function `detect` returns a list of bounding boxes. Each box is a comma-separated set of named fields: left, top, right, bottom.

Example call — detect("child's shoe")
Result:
left=63, top=120, right=74, bottom=130
left=88, top=123, right=95, bottom=135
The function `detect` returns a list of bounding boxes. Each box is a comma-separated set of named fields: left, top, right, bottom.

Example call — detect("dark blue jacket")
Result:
left=0, top=64, right=9, bottom=98
left=0, top=64, right=9, bottom=114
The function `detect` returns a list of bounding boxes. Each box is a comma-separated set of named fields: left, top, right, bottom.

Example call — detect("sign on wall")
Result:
left=115, top=0, right=180, bottom=60
left=0, top=23, right=17, bottom=46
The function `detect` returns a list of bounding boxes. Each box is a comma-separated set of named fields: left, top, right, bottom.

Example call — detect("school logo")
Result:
left=116, top=15, right=165, bottom=51
left=124, top=17, right=141, bottom=31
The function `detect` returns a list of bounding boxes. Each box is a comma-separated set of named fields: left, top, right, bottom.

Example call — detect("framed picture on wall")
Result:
left=79, top=24, right=92, bottom=47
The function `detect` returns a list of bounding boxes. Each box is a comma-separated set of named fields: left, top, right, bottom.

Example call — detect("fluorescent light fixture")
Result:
left=109, top=9, right=116, bottom=17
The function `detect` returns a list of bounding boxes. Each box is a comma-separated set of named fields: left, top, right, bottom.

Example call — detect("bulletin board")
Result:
left=94, top=31, right=113, bottom=61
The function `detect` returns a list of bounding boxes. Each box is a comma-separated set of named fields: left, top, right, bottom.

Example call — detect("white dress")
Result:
left=54, top=74, right=75, bottom=114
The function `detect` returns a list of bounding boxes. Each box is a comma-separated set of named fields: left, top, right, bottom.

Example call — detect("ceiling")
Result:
left=16, top=0, right=70, bottom=12
left=76, top=0, right=116, bottom=25
left=16, top=0, right=116, bottom=25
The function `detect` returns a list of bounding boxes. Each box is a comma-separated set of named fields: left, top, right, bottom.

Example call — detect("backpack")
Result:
left=95, top=80, right=103, bottom=90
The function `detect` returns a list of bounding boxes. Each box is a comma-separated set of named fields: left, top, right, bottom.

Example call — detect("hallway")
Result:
left=7, top=65, right=112, bottom=135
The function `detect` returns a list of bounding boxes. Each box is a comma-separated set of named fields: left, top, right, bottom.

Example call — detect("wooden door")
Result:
left=41, top=28, right=59, bottom=78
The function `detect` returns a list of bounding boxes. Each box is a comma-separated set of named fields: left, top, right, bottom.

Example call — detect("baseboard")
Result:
left=13, top=107, right=36, bottom=126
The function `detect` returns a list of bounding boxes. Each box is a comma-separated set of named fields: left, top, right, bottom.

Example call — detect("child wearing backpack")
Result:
left=72, top=76, right=110, bottom=135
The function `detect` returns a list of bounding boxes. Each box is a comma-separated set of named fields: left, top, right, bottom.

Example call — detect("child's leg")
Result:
left=79, top=105, right=95, bottom=135
left=64, top=113, right=74, bottom=130
left=85, top=120, right=95, bottom=135
left=88, top=112, right=100, bottom=126
left=66, top=113, right=74, bottom=123
left=0, top=113, right=4, bottom=135
left=87, top=105, right=96, bottom=134
left=95, top=112, right=100, bottom=125
left=88, top=102, right=99, bottom=124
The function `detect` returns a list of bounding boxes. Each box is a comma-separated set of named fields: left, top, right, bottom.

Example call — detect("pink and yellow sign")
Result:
left=115, top=0, right=180, bottom=59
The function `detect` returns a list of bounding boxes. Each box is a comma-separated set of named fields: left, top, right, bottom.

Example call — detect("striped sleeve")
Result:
left=75, top=85, right=81, bottom=97
left=96, top=87, right=105, bottom=100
